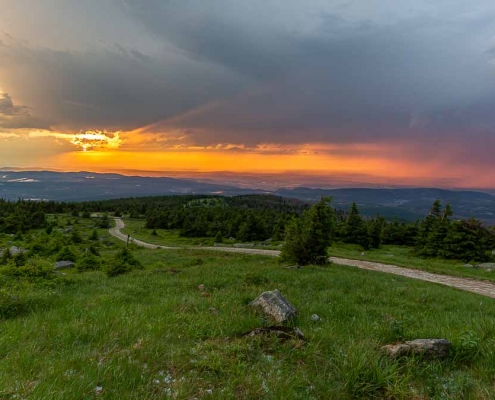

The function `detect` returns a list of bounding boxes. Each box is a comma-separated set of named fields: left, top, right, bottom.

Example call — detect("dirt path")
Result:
left=110, top=218, right=495, bottom=299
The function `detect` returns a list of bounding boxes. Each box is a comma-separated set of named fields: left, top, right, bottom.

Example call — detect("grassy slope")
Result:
left=1, top=248, right=495, bottom=399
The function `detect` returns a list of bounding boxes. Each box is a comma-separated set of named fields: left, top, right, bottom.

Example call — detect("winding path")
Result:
left=110, top=218, right=495, bottom=299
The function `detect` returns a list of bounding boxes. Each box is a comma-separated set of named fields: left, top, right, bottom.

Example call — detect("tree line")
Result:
left=282, top=198, right=495, bottom=265
left=1, top=194, right=494, bottom=263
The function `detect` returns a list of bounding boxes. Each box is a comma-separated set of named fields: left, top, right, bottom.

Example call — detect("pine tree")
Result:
left=440, top=218, right=490, bottom=262
left=343, top=203, right=370, bottom=249
left=415, top=200, right=443, bottom=256
left=421, top=202, right=453, bottom=257
left=369, top=216, right=385, bottom=249
left=90, top=229, right=99, bottom=241
left=281, top=197, right=335, bottom=266
left=214, top=230, right=223, bottom=243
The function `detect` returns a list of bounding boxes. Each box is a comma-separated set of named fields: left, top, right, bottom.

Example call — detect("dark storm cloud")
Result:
left=1, top=0, right=495, bottom=159
left=0, top=35, right=249, bottom=131
left=116, top=0, right=495, bottom=148
left=0, top=92, right=47, bottom=129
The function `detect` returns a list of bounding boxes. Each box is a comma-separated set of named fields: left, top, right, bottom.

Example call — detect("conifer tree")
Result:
left=421, top=202, right=453, bottom=257
left=281, top=197, right=335, bottom=265
left=369, top=216, right=385, bottom=249
left=415, top=200, right=443, bottom=256
left=440, top=218, right=490, bottom=262
left=343, top=202, right=370, bottom=249
left=214, top=230, right=223, bottom=243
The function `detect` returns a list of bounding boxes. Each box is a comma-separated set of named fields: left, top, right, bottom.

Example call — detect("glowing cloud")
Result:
left=69, top=130, right=122, bottom=152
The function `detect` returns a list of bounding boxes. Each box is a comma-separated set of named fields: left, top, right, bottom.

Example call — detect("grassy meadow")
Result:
left=1, top=242, right=495, bottom=398
left=1, top=215, right=495, bottom=398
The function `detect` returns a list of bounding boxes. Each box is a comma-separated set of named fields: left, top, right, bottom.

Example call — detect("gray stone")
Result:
left=382, top=339, right=451, bottom=358
left=464, top=263, right=475, bottom=268
left=476, top=263, right=495, bottom=269
left=9, top=246, right=26, bottom=256
left=54, top=261, right=75, bottom=270
left=284, top=265, right=302, bottom=269
left=249, top=290, right=297, bottom=323
left=311, top=314, right=321, bottom=322
left=198, top=284, right=206, bottom=292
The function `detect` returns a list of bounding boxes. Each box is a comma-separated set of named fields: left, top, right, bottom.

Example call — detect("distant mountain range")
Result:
left=1, top=170, right=494, bottom=223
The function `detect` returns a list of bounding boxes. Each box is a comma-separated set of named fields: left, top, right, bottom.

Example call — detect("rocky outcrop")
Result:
left=249, top=290, right=297, bottom=323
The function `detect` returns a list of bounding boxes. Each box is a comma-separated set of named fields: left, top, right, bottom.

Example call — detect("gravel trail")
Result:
left=110, top=218, right=495, bottom=299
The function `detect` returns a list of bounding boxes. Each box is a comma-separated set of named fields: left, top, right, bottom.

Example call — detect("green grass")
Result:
left=120, top=219, right=495, bottom=283
left=121, top=219, right=215, bottom=247
left=328, top=243, right=495, bottom=282
left=121, top=219, right=283, bottom=249
left=1, top=247, right=495, bottom=399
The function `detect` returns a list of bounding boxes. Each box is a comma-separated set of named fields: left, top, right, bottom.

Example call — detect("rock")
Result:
left=476, top=263, right=495, bottom=269
left=240, top=326, right=305, bottom=341
left=382, top=339, right=451, bottom=358
left=311, top=314, right=321, bottom=322
left=9, top=246, right=26, bottom=256
left=54, top=261, right=75, bottom=270
left=464, top=263, right=475, bottom=268
left=249, top=290, right=297, bottom=323
left=198, top=284, right=206, bottom=291
left=209, top=307, right=219, bottom=315
left=53, top=271, right=67, bottom=276
left=361, top=252, right=366, bottom=256
left=284, top=265, right=302, bottom=269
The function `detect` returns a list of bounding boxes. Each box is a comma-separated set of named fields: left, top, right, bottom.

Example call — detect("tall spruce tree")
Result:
left=343, top=202, right=370, bottom=249
left=369, top=216, right=385, bottom=249
left=415, top=200, right=442, bottom=256
left=421, top=202, right=453, bottom=257
left=281, top=197, right=335, bottom=265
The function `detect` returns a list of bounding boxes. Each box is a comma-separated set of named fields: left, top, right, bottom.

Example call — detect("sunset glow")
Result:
left=1, top=1, right=495, bottom=188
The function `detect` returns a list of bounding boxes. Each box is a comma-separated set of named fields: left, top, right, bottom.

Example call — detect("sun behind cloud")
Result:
left=69, top=130, right=122, bottom=152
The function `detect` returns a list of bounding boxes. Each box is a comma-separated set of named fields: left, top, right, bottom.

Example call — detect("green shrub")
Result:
left=0, top=290, right=26, bottom=319
left=106, top=247, right=142, bottom=277
left=453, top=331, right=481, bottom=363
left=77, top=253, right=103, bottom=272
left=57, top=246, right=78, bottom=262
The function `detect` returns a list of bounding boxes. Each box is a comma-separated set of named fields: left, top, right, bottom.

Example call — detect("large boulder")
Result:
left=382, top=339, right=451, bottom=358
left=54, top=261, right=75, bottom=271
left=249, top=290, right=297, bottom=323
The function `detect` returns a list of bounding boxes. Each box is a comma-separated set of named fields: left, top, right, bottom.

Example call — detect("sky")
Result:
left=1, top=0, right=495, bottom=188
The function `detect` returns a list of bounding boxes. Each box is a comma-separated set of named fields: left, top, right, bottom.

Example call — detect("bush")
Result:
left=453, top=331, right=481, bottom=363
left=57, top=246, right=78, bottom=262
left=106, top=247, right=142, bottom=277
left=0, top=257, right=65, bottom=287
left=0, top=290, right=27, bottom=319
left=77, top=253, right=103, bottom=272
